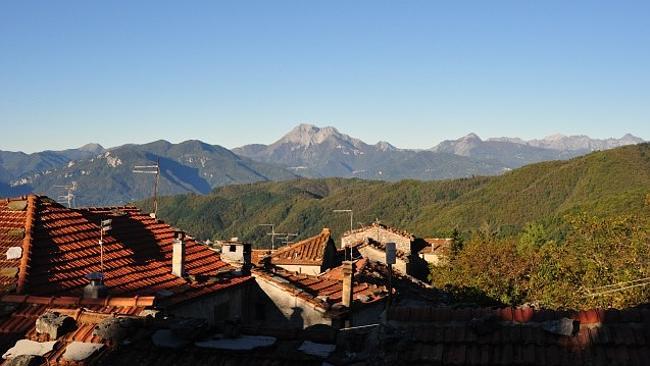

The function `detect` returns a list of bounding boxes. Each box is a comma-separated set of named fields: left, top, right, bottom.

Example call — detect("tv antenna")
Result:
left=99, top=218, right=112, bottom=274
left=279, top=232, right=299, bottom=246
left=54, top=182, right=78, bottom=208
left=259, top=224, right=277, bottom=250
left=133, top=158, right=160, bottom=218
left=333, top=209, right=354, bottom=260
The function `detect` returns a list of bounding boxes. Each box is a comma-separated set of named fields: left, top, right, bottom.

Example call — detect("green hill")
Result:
left=144, top=143, right=650, bottom=244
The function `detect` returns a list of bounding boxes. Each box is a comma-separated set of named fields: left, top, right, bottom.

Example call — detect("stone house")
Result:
left=262, top=228, right=341, bottom=275
left=342, top=222, right=430, bottom=281
left=251, top=257, right=438, bottom=330
left=418, top=238, right=452, bottom=266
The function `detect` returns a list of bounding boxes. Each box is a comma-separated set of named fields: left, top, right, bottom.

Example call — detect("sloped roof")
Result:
left=0, top=294, right=155, bottom=364
left=269, top=228, right=333, bottom=266
left=253, top=259, right=389, bottom=312
left=381, top=305, right=650, bottom=365
left=419, top=237, right=453, bottom=255
left=0, top=195, right=252, bottom=306
left=0, top=295, right=329, bottom=366
left=0, top=196, right=34, bottom=294
left=342, top=222, right=415, bottom=241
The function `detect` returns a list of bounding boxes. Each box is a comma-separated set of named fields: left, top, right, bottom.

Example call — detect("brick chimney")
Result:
left=341, top=261, right=354, bottom=308
left=172, top=232, right=185, bottom=277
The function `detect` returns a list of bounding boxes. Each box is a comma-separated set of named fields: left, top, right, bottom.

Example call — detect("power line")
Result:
left=584, top=276, right=650, bottom=298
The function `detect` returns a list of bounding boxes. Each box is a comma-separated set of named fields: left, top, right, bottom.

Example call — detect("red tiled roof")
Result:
left=342, top=222, right=415, bottom=241
left=0, top=195, right=253, bottom=306
left=254, top=259, right=389, bottom=312
left=270, top=228, right=333, bottom=266
left=251, top=249, right=272, bottom=266
left=419, top=238, right=453, bottom=254
left=0, top=196, right=34, bottom=295
left=0, top=294, right=154, bottom=364
left=382, top=305, right=650, bottom=365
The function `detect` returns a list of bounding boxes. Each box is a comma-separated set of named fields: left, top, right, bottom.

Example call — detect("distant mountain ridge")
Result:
left=235, top=124, right=645, bottom=177
left=0, top=140, right=296, bottom=205
left=487, top=133, right=644, bottom=151
left=0, top=124, right=645, bottom=205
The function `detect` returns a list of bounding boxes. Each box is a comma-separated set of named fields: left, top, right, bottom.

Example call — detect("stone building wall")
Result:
left=341, top=227, right=412, bottom=254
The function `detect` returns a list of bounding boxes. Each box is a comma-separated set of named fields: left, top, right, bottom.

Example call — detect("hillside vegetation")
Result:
left=144, top=143, right=650, bottom=245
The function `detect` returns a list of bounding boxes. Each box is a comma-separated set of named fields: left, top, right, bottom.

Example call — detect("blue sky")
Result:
left=1, top=1, right=649, bottom=152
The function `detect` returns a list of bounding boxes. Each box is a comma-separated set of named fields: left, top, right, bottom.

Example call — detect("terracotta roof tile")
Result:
left=0, top=196, right=35, bottom=295
left=0, top=195, right=252, bottom=306
left=0, top=294, right=156, bottom=366
left=343, top=222, right=415, bottom=241
left=269, top=228, right=333, bottom=266
left=253, top=259, right=390, bottom=312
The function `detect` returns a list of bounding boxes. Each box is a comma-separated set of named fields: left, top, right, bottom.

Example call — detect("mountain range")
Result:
left=145, top=143, right=650, bottom=243
left=0, top=124, right=644, bottom=205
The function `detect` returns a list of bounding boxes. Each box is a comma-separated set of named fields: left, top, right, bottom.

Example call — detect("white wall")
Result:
left=276, top=264, right=321, bottom=275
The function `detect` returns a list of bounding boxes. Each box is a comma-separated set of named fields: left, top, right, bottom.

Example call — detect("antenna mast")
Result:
left=54, top=182, right=77, bottom=208
left=133, top=158, right=160, bottom=218
left=333, top=209, right=354, bottom=260
left=99, top=219, right=112, bottom=274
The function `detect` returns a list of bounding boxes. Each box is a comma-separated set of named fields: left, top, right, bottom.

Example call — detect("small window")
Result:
left=229, top=245, right=236, bottom=252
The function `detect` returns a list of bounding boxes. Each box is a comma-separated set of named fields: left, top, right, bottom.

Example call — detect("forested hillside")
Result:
left=144, top=143, right=650, bottom=245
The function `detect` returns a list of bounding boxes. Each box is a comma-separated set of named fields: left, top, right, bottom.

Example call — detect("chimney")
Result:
left=83, top=272, right=108, bottom=299
left=172, top=232, right=185, bottom=277
left=341, top=261, right=354, bottom=308
left=241, top=243, right=252, bottom=275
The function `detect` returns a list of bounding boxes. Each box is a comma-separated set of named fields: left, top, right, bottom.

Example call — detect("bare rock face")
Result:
left=35, top=312, right=75, bottom=339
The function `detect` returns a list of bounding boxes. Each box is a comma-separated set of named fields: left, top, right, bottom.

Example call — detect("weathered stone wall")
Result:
left=358, top=246, right=408, bottom=274
left=253, top=275, right=331, bottom=329
left=342, top=227, right=412, bottom=254
left=170, top=282, right=253, bottom=325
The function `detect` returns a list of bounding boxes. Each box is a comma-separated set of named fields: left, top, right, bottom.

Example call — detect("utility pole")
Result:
left=333, top=209, right=353, bottom=260
left=133, top=158, right=160, bottom=218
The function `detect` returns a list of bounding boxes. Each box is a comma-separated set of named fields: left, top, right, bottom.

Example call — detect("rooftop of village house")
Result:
left=0, top=195, right=252, bottom=306
left=3, top=194, right=650, bottom=365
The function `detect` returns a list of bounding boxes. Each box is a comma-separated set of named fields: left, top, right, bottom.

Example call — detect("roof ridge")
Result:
left=16, top=194, right=37, bottom=294
left=272, top=228, right=330, bottom=256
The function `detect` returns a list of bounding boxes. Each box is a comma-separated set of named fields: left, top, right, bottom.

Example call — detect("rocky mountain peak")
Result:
left=78, top=143, right=105, bottom=153
left=461, top=133, right=482, bottom=142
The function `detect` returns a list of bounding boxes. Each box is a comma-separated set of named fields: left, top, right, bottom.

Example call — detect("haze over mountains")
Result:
left=0, top=123, right=644, bottom=205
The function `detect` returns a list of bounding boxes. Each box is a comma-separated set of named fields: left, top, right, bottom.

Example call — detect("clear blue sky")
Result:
left=1, top=1, right=649, bottom=153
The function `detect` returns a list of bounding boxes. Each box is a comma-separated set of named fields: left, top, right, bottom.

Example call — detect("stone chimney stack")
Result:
left=172, top=232, right=185, bottom=277
left=341, top=261, right=354, bottom=308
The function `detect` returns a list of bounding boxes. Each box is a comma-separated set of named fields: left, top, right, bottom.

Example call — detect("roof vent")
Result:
left=83, top=272, right=108, bottom=299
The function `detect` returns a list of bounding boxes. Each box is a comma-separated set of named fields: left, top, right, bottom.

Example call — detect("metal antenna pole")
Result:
left=333, top=209, right=354, bottom=260
left=259, top=224, right=276, bottom=250
left=99, top=219, right=112, bottom=275
left=133, top=160, right=160, bottom=217
left=99, top=225, right=103, bottom=273
left=154, top=158, right=160, bottom=217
